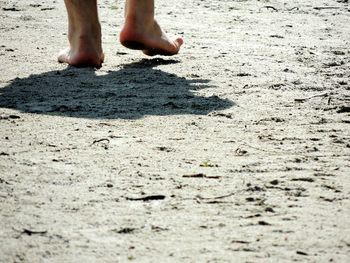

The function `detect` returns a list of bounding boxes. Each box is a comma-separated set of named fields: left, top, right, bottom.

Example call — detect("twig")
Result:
left=294, top=93, right=329, bottom=103
left=287, top=7, right=299, bottom=11
left=13, top=227, right=47, bottom=237
left=118, top=168, right=127, bottom=176
left=196, top=192, right=236, bottom=200
left=98, top=122, right=118, bottom=127
left=239, top=143, right=282, bottom=155
left=183, top=173, right=221, bottom=179
left=126, top=195, right=166, bottom=201
left=262, top=6, right=279, bottom=12
left=313, top=7, right=340, bottom=10
left=91, top=138, right=110, bottom=145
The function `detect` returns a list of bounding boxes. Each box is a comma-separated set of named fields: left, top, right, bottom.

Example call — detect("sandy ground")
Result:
left=0, top=0, right=350, bottom=262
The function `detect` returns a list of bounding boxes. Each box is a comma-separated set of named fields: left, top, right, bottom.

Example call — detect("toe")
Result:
left=142, top=37, right=184, bottom=56
left=58, top=48, right=70, bottom=64
left=174, top=37, right=184, bottom=49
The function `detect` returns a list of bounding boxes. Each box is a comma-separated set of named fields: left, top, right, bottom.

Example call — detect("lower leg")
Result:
left=58, top=0, right=104, bottom=67
left=120, top=0, right=183, bottom=56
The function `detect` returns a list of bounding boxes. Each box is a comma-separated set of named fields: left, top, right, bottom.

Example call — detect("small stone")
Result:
left=270, top=179, right=279, bottom=185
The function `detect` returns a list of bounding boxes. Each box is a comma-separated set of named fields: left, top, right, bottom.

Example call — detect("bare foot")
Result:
left=59, top=0, right=104, bottom=68
left=58, top=36, right=104, bottom=68
left=120, top=19, right=183, bottom=56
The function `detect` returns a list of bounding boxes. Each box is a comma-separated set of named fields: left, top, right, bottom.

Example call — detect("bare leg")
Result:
left=58, top=0, right=104, bottom=67
left=120, top=0, right=183, bottom=56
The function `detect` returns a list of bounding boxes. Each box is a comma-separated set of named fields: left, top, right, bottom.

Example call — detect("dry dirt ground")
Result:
left=0, top=0, right=350, bottom=262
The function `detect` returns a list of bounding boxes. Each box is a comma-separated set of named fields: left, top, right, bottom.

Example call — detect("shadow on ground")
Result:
left=0, top=58, right=234, bottom=119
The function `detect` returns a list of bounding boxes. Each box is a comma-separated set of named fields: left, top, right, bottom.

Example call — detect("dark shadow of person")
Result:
left=0, top=58, right=234, bottom=119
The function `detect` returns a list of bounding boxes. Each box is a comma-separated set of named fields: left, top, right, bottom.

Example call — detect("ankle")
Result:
left=69, top=24, right=101, bottom=48
left=124, top=13, right=154, bottom=29
left=124, top=0, right=154, bottom=27
left=69, top=35, right=101, bottom=56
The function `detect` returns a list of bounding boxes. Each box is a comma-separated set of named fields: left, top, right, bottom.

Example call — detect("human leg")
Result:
left=120, top=0, right=183, bottom=56
left=58, top=0, right=104, bottom=67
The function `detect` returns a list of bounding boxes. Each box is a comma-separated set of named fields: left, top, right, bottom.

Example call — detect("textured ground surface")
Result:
left=0, top=0, right=349, bottom=262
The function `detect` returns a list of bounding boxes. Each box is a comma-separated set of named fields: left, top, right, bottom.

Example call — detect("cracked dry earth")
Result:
left=0, top=0, right=350, bottom=262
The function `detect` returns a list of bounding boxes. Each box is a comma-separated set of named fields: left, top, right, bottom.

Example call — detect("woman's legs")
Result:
left=120, top=0, right=183, bottom=56
left=59, top=0, right=183, bottom=67
left=58, top=0, right=104, bottom=68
